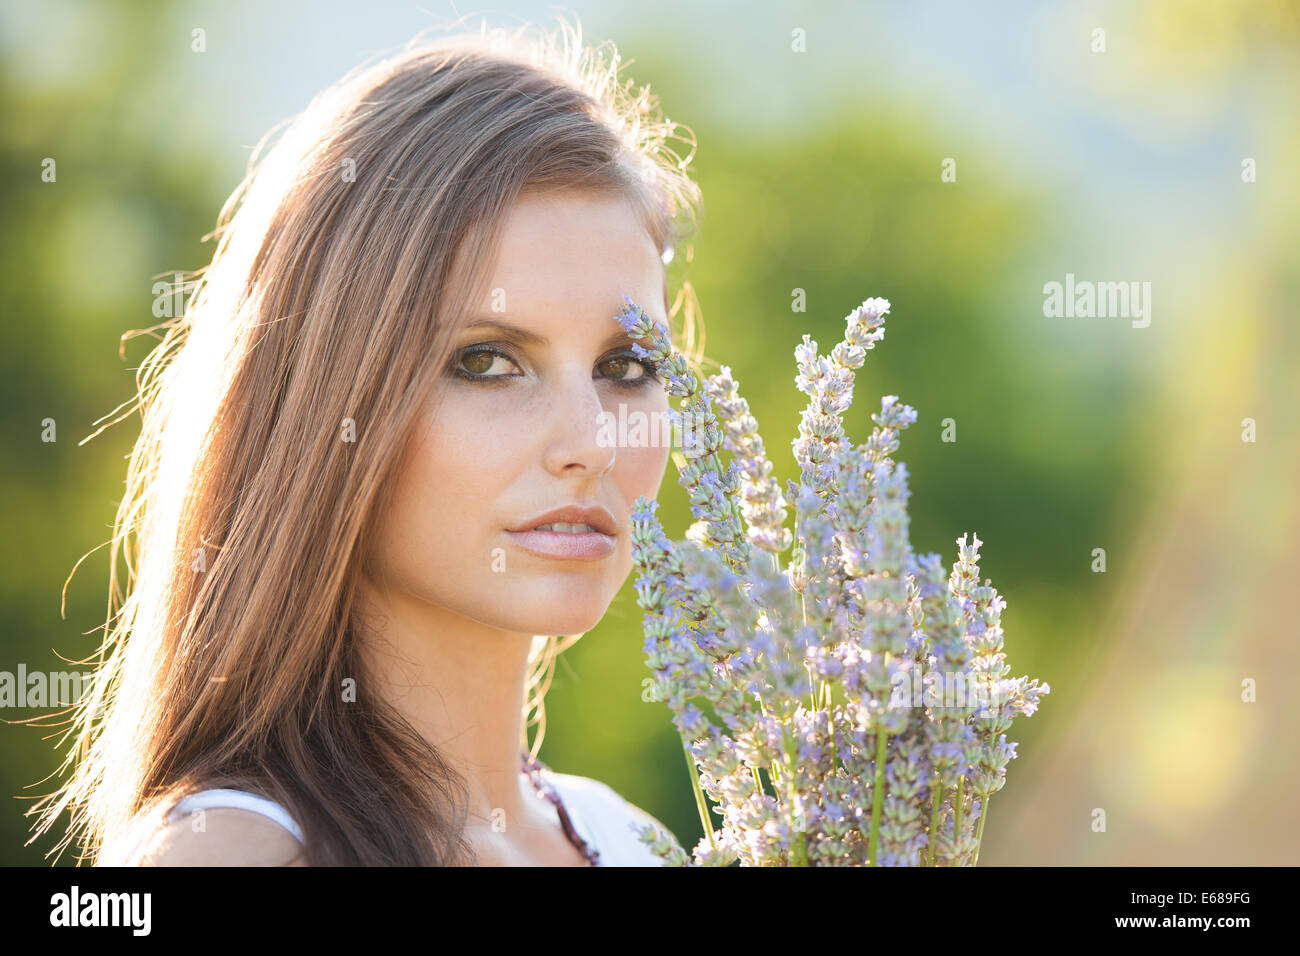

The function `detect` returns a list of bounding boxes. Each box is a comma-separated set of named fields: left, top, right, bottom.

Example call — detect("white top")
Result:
left=539, top=769, right=679, bottom=866
left=115, top=768, right=680, bottom=866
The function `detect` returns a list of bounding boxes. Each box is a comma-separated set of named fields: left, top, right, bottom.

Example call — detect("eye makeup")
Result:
left=448, top=343, right=661, bottom=390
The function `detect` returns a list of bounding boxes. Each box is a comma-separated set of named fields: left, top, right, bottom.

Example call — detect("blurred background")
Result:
left=2, top=0, right=1296, bottom=865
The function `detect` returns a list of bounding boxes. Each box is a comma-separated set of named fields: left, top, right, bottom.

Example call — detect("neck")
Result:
left=355, top=578, right=541, bottom=826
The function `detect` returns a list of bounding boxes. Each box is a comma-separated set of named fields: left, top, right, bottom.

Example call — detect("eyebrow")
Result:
left=462, top=316, right=647, bottom=351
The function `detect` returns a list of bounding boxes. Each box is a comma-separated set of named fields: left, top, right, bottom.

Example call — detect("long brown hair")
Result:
left=28, top=15, right=704, bottom=866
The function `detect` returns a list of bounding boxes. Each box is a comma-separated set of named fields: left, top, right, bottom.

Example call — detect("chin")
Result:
left=504, top=586, right=610, bottom=636
left=527, top=604, right=608, bottom=637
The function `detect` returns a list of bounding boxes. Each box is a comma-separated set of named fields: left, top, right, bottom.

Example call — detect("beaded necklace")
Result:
left=519, top=747, right=601, bottom=867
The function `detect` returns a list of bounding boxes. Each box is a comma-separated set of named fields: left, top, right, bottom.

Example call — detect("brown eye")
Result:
left=598, top=355, right=641, bottom=381
left=461, top=350, right=496, bottom=375
left=453, top=346, right=521, bottom=380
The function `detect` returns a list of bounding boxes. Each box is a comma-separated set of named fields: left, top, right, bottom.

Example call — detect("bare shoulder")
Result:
left=128, top=809, right=306, bottom=867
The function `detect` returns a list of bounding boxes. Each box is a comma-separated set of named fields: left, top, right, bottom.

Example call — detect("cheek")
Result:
left=421, top=406, right=518, bottom=508
left=609, top=394, right=673, bottom=521
left=607, top=441, right=666, bottom=584
left=615, top=431, right=672, bottom=503
left=607, top=381, right=671, bottom=482
left=377, top=399, right=521, bottom=580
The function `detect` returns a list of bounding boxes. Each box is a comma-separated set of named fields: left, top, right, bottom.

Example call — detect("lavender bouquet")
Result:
left=614, top=294, right=1049, bottom=866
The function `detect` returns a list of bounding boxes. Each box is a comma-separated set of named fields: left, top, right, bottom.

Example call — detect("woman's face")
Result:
left=368, top=189, right=673, bottom=637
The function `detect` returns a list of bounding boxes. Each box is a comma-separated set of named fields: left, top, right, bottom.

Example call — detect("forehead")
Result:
left=480, top=189, right=666, bottom=323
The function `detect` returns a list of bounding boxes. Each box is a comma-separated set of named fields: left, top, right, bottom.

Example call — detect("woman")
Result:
left=28, top=17, right=705, bottom=866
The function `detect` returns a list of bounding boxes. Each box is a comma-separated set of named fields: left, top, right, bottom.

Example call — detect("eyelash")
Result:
left=450, top=344, right=661, bottom=390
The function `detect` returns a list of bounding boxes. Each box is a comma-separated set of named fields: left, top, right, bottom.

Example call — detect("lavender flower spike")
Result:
left=704, top=365, right=792, bottom=555
left=615, top=293, right=1049, bottom=866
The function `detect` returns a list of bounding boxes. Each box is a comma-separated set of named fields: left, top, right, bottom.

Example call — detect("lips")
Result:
left=508, top=504, right=618, bottom=536
left=506, top=503, right=619, bottom=561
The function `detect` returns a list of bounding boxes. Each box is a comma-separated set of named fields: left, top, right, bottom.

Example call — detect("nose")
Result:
left=541, top=373, right=617, bottom=480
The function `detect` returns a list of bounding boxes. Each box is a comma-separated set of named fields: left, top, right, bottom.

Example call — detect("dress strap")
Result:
left=166, top=788, right=305, bottom=843
left=520, top=748, right=601, bottom=866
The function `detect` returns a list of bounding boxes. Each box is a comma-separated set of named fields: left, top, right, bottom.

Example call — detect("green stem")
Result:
left=926, top=780, right=943, bottom=866
left=974, top=793, right=990, bottom=866
left=682, top=737, right=717, bottom=855
left=867, top=725, right=888, bottom=865
left=824, top=681, right=838, bottom=774
left=756, top=697, right=784, bottom=793
left=800, top=590, right=818, bottom=715
left=952, top=775, right=965, bottom=865
left=780, top=724, right=808, bottom=866
left=791, top=550, right=814, bottom=868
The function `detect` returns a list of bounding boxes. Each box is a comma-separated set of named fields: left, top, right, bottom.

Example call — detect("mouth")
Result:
left=504, top=525, right=616, bottom=561
left=506, top=505, right=619, bottom=561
